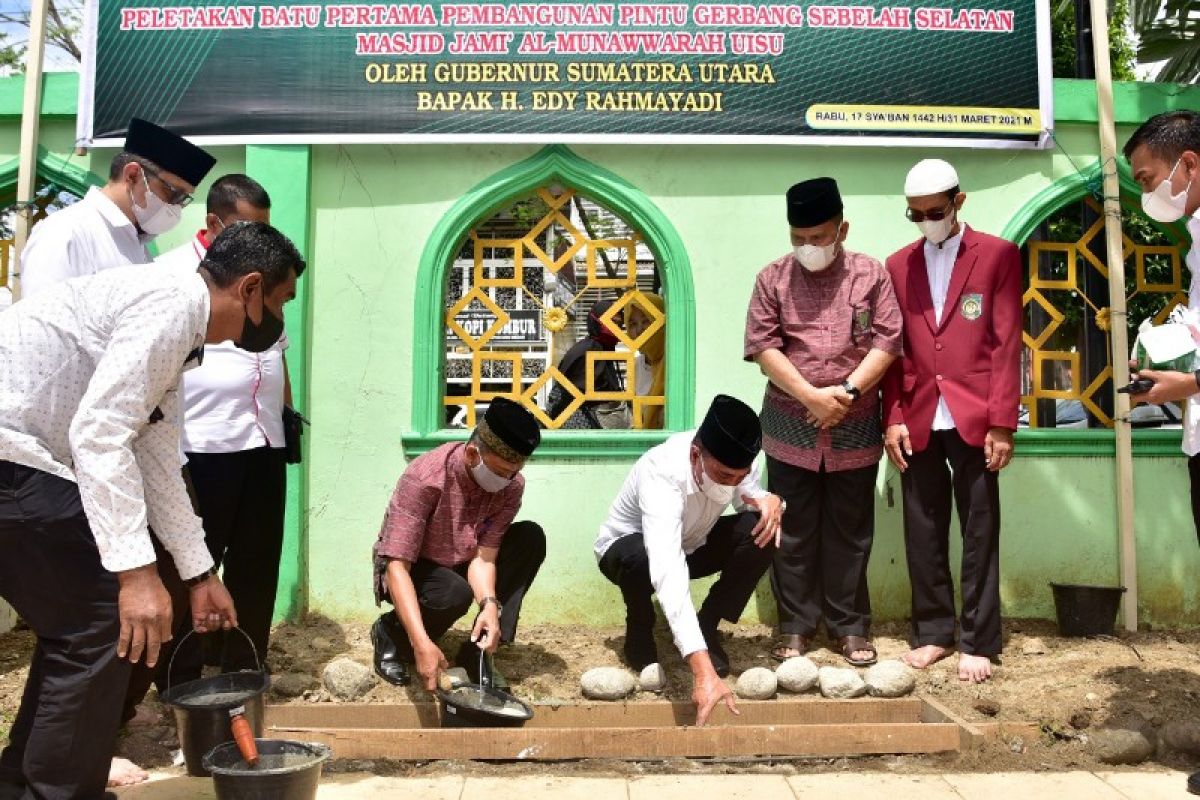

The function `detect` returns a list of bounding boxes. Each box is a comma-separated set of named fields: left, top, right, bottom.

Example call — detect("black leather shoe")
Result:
left=698, top=614, right=730, bottom=678
left=622, top=624, right=659, bottom=672
left=371, top=614, right=411, bottom=687
left=455, top=641, right=509, bottom=692
left=1188, top=770, right=1200, bottom=796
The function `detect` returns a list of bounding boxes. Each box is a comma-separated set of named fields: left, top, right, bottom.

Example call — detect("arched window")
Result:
left=1003, top=162, right=1192, bottom=436
left=403, top=146, right=695, bottom=458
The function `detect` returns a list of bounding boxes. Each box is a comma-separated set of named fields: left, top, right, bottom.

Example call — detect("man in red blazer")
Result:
left=881, top=159, right=1022, bottom=683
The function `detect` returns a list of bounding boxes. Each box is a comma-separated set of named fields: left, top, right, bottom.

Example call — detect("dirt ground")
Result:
left=4, top=617, right=1200, bottom=776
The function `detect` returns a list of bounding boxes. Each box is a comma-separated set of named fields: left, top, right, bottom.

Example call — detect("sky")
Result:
left=0, top=0, right=85, bottom=71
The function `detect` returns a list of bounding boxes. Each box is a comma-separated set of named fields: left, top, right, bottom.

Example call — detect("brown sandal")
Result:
left=839, top=635, right=878, bottom=667
left=770, top=633, right=811, bottom=662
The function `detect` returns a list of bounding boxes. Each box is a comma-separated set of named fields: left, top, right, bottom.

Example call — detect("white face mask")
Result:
left=794, top=242, right=838, bottom=272
left=1141, top=157, right=1193, bottom=224
left=469, top=448, right=513, bottom=493
left=131, top=170, right=183, bottom=237
left=698, top=453, right=737, bottom=505
left=917, top=214, right=956, bottom=245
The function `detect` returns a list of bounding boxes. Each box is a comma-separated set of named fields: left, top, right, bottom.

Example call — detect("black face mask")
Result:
left=237, top=291, right=284, bottom=353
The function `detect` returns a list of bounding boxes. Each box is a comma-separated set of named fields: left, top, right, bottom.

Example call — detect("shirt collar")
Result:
left=925, top=223, right=968, bottom=254
left=195, top=229, right=211, bottom=253
left=793, top=248, right=847, bottom=280
left=84, top=186, right=159, bottom=246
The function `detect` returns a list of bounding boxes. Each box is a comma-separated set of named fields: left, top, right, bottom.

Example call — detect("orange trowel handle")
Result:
left=230, top=710, right=259, bottom=767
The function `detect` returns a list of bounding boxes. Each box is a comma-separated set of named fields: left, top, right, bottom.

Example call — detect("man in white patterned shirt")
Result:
left=0, top=222, right=305, bottom=800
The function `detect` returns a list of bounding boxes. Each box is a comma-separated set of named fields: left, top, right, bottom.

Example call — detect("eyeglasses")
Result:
left=905, top=202, right=955, bottom=223
left=142, top=167, right=194, bottom=207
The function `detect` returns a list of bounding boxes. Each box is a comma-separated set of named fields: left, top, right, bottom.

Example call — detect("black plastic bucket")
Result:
left=1050, top=582, right=1127, bottom=637
left=438, top=685, right=533, bottom=728
left=160, top=629, right=269, bottom=777
left=437, top=649, right=533, bottom=728
left=203, top=739, right=331, bottom=800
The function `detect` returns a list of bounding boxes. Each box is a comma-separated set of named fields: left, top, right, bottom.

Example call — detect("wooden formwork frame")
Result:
left=266, top=697, right=1034, bottom=761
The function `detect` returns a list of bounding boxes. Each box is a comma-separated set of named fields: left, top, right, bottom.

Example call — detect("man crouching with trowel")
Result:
left=371, top=397, right=546, bottom=692
left=594, top=395, right=784, bottom=725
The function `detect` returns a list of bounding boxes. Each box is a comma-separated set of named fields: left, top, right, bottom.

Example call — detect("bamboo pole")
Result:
left=11, top=0, right=51, bottom=304
left=1089, top=0, right=1137, bottom=632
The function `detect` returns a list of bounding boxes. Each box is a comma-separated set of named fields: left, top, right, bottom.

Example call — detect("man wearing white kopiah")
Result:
left=595, top=395, right=784, bottom=725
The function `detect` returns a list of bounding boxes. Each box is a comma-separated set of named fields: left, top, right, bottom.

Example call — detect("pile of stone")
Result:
left=578, top=657, right=917, bottom=702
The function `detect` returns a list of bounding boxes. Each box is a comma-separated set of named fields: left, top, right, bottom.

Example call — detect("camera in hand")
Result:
left=1116, top=377, right=1156, bottom=394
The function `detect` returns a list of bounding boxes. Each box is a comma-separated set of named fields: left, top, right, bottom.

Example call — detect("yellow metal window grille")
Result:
left=0, top=192, right=56, bottom=288
left=1021, top=195, right=1188, bottom=429
left=443, top=187, right=665, bottom=430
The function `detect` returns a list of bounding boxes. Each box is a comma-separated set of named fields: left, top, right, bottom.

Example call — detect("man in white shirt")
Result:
left=1120, top=110, right=1200, bottom=799
left=595, top=395, right=784, bottom=725
left=20, top=117, right=215, bottom=298
left=0, top=221, right=304, bottom=800
left=155, top=175, right=289, bottom=684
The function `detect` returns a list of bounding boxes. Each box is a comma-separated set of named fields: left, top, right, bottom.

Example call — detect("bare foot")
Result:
left=107, top=757, right=149, bottom=788
left=958, top=653, right=993, bottom=683
left=901, top=644, right=953, bottom=669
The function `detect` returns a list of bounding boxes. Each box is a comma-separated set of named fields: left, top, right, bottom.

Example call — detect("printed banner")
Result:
left=80, top=0, right=1053, bottom=147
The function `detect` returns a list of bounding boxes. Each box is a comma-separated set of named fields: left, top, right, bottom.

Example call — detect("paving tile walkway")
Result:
left=111, top=767, right=1192, bottom=799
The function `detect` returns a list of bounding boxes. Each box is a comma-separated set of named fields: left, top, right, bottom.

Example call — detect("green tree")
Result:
left=1130, top=0, right=1199, bottom=83
left=1052, top=0, right=1139, bottom=80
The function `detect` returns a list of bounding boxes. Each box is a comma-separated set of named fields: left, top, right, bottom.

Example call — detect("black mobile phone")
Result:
left=1116, top=377, right=1156, bottom=394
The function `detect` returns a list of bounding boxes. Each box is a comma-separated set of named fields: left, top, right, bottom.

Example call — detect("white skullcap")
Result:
left=904, top=159, right=960, bottom=197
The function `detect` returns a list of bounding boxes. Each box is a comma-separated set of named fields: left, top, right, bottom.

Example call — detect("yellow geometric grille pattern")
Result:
left=1022, top=196, right=1187, bottom=428
left=0, top=194, right=55, bottom=287
left=445, top=187, right=665, bottom=429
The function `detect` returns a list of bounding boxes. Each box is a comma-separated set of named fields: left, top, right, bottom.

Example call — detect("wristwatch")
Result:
left=479, top=596, right=502, bottom=614
left=184, top=567, right=217, bottom=588
left=841, top=380, right=862, bottom=402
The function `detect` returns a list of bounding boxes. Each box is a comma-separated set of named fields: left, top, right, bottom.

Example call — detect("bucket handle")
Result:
left=166, top=626, right=262, bottom=690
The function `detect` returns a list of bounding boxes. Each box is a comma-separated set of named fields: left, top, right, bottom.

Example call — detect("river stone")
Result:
left=775, top=656, right=819, bottom=693
left=735, top=667, right=778, bottom=700
left=581, top=667, right=637, bottom=700
left=1090, top=728, right=1155, bottom=765
left=864, top=660, right=917, bottom=698
left=818, top=666, right=867, bottom=699
left=322, top=657, right=376, bottom=701
left=638, top=663, right=666, bottom=693
left=1161, top=721, right=1200, bottom=755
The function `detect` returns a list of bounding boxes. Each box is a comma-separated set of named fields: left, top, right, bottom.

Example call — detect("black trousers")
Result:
left=170, top=447, right=287, bottom=681
left=901, top=428, right=1003, bottom=656
left=597, top=511, right=773, bottom=631
left=382, top=521, right=545, bottom=660
left=0, top=461, right=130, bottom=800
left=767, top=457, right=878, bottom=639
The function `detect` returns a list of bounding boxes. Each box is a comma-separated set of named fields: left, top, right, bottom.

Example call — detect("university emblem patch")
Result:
left=961, top=293, right=983, bottom=321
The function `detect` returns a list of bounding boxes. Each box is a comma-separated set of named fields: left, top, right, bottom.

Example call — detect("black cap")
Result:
left=698, top=395, right=761, bottom=470
left=480, top=397, right=541, bottom=459
left=123, top=118, right=216, bottom=187
left=786, top=177, right=844, bottom=228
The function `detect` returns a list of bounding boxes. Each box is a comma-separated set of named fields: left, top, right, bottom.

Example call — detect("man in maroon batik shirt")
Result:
left=371, top=397, right=545, bottom=691
left=745, top=177, right=902, bottom=668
